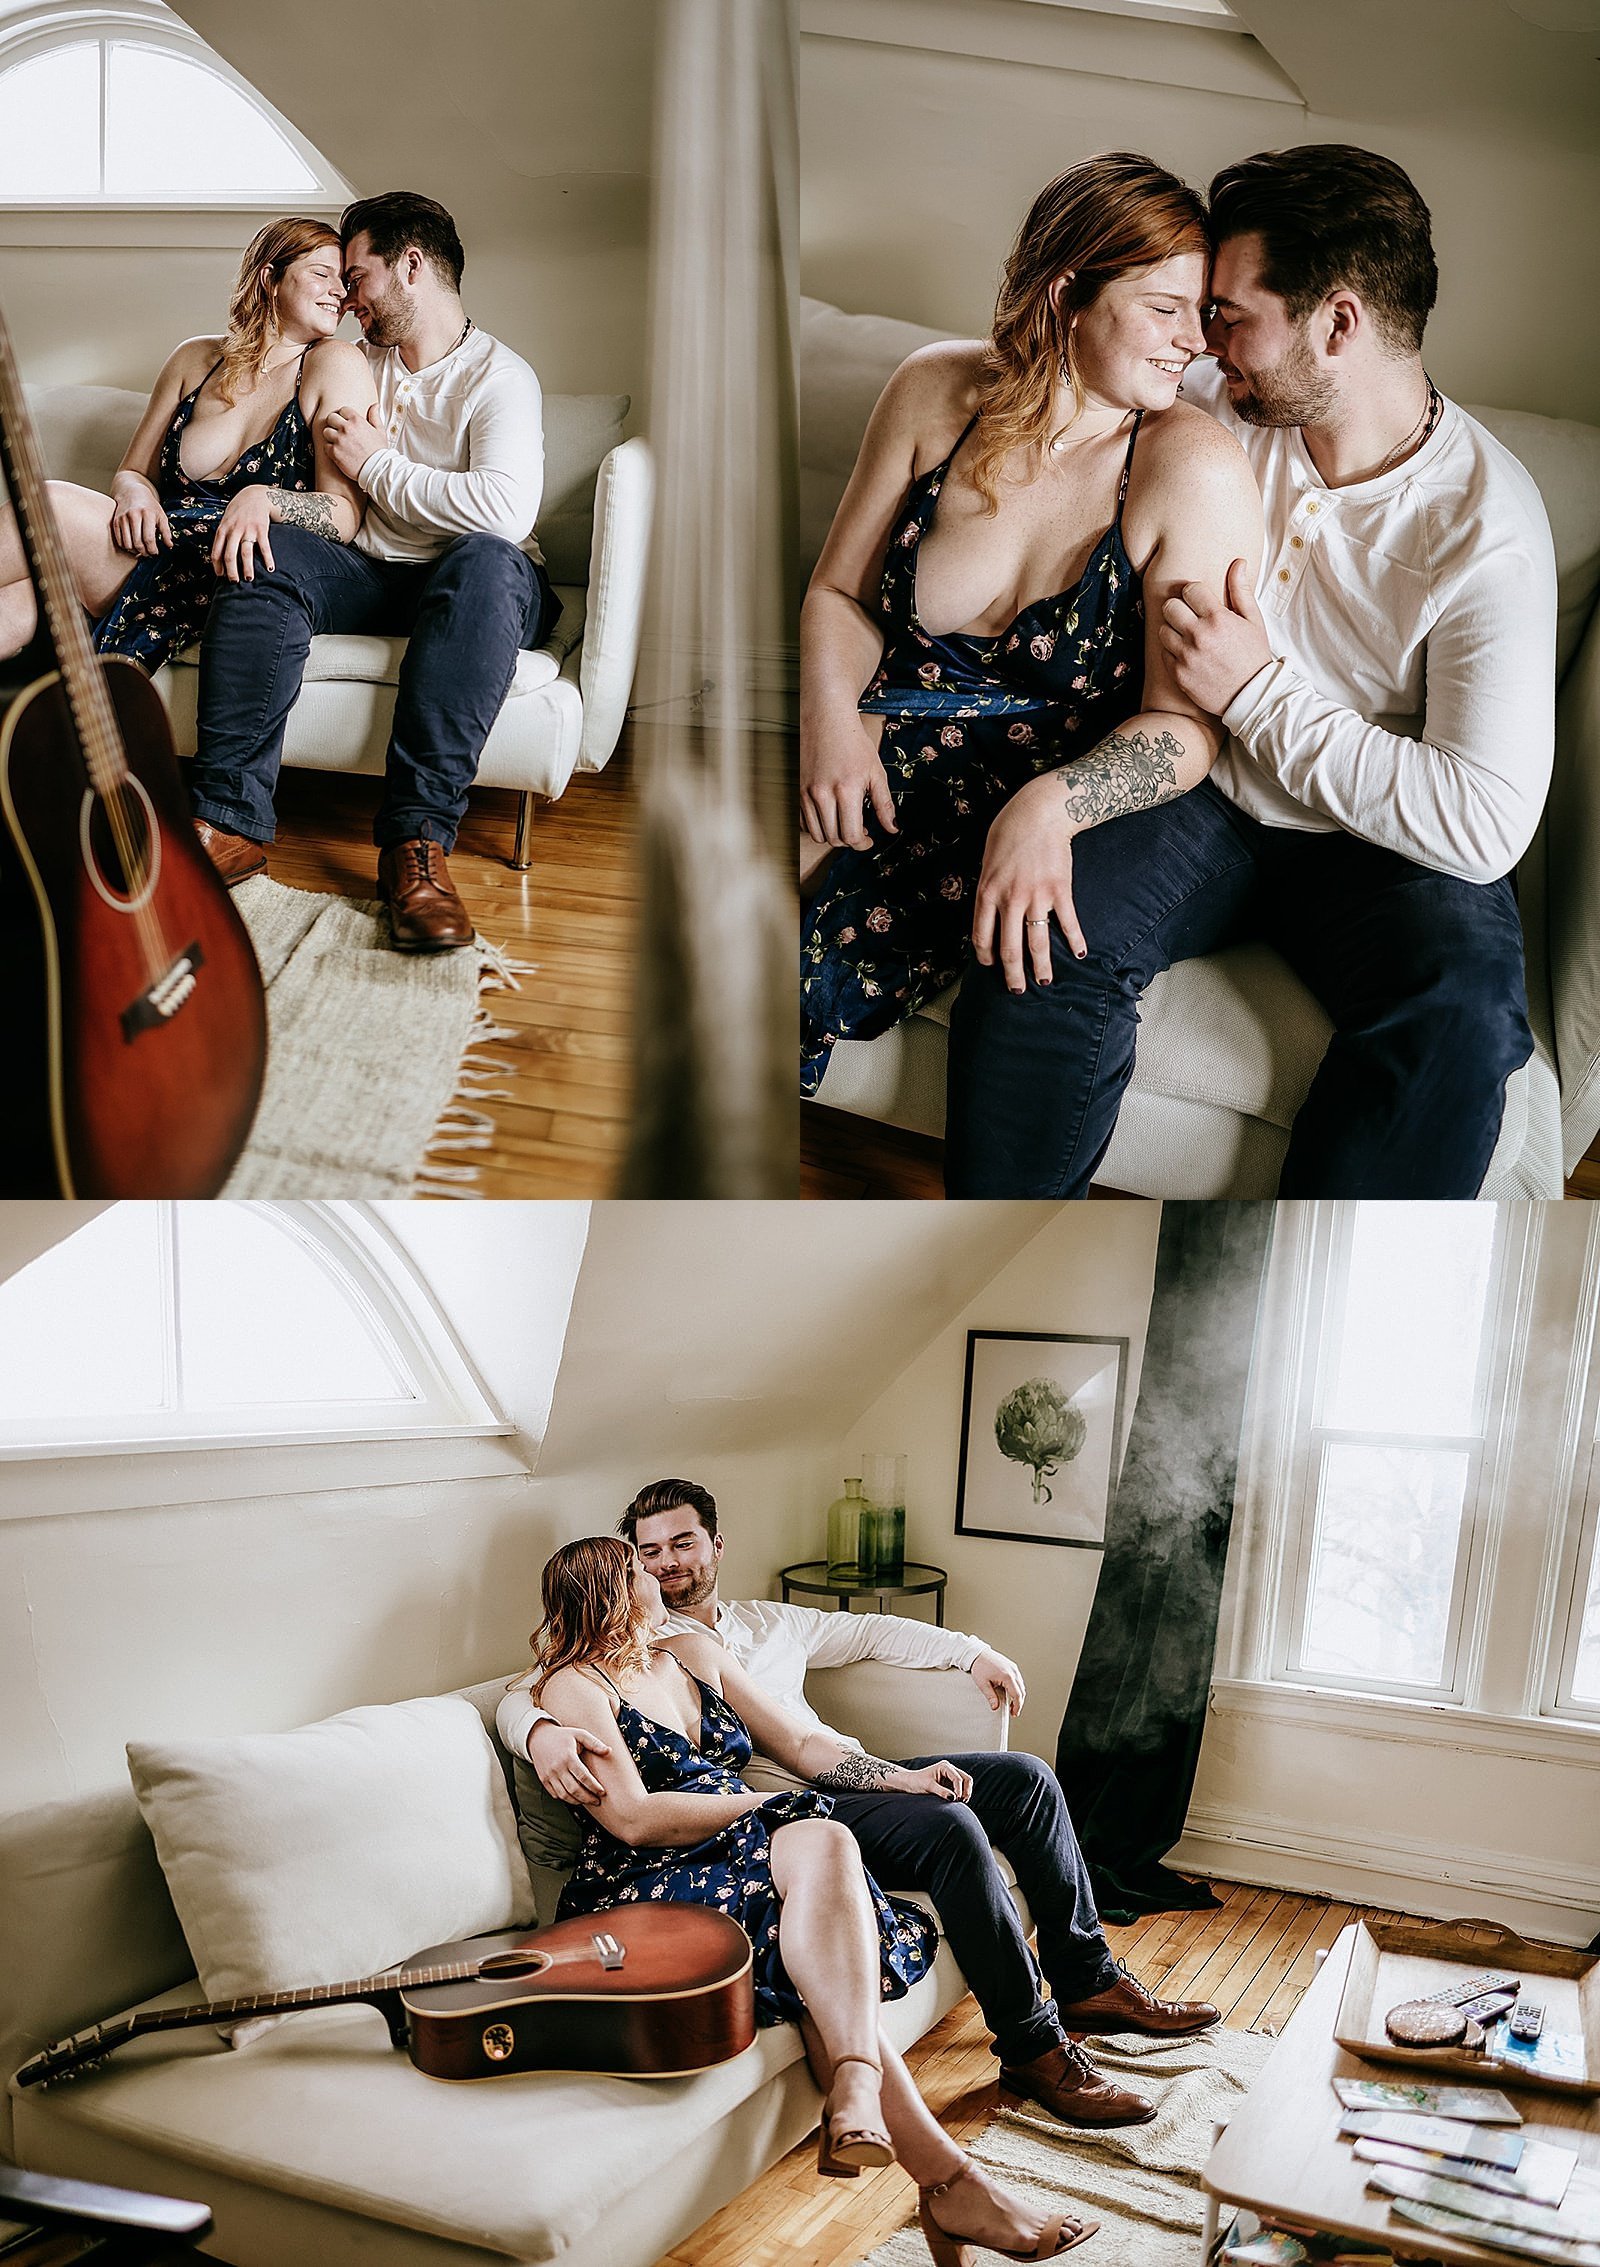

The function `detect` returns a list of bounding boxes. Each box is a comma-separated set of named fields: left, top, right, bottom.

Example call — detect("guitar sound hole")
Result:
left=82, top=779, right=155, bottom=903
left=476, top=1952, right=550, bottom=1979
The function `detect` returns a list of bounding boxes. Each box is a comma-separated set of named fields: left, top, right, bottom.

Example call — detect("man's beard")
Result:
left=359, top=282, right=415, bottom=350
left=1226, top=328, right=1335, bottom=427
left=660, top=1566, right=718, bottom=1611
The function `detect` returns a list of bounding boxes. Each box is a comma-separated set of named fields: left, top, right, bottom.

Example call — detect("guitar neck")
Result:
left=0, top=297, right=126, bottom=791
left=17, top=1960, right=484, bottom=2088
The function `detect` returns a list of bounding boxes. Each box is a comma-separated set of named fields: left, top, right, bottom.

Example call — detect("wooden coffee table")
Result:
left=1202, top=1924, right=1600, bottom=2263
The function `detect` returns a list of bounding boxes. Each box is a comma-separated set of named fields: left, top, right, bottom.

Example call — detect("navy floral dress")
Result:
left=556, top=1662, right=937, bottom=2027
left=94, top=355, right=316, bottom=674
left=801, top=412, right=1147, bottom=1093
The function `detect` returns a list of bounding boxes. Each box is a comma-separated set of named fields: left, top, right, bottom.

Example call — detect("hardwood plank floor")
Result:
left=260, top=744, right=636, bottom=1198
left=657, top=1882, right=1427, bottom=2267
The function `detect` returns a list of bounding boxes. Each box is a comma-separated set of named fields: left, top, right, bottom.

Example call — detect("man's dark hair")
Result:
left=1208, top=145, right=1436, bottom=354
left=340, top=191, right=465, bottom=290
left=619, top=1480, right=719, bottom=1543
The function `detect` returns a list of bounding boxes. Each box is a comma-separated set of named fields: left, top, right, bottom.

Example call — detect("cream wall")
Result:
left=2, top=0, right=655, bottom=406
left=786, top=1204, right=1164, bottom=1744
left=799, top=0, right=1600, bottom=424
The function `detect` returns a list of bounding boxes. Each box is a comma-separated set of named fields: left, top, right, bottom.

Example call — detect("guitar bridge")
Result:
left=590, top=1932, right=626, bottom=1970
left=121, top=941, right=205, bottom=1042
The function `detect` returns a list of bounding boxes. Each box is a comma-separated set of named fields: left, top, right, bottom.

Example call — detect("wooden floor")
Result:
left=660, top=1880, right=1407, bottom=2267
left=265, top=745, right=636, bottom=1197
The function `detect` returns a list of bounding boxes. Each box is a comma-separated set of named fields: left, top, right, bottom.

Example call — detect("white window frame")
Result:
left=1018, top=0, right=1245, bottom=29
left=1231, top=1202, right=1539, bottom=1709
left=0, top=1203, right=519, bottom=1517
left=0, top=0, right=350, bottom=226
left=1541, top=1207, right=1600, bottom=1724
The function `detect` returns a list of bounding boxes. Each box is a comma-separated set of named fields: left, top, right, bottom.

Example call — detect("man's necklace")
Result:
left=1370, top=376, right=1443, bottom=479
left=448, top=315, right=474, bottom=356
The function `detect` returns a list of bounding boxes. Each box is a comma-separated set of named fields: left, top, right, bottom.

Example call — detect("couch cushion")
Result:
left=127, top=1694, right=535, bottom=2002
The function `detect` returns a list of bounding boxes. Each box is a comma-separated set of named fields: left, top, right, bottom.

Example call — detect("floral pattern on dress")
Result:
left=800, top=413, right=1147, bottom=1093
left=93, top=355, right=315, bottom=675
left=556, top=1673, right=937, bottom=2027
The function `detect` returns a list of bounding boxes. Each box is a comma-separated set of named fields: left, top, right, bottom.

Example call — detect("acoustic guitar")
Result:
left=14, top=1905, right=757, bottom=2089
left=0, top=300, right=266, bottom=1196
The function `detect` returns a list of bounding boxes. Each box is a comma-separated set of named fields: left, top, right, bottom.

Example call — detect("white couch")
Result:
left=26, top=383, right=655, bottom=871
left=1, top=1660, right=1017, bottom=2267
left=801, top=295, right=1600, bottom=1197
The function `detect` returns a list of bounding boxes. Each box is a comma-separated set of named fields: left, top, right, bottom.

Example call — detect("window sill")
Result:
left=0, top=1428, right=532, bottom=1519
left=0, top=204, right=344, bottom=249
left=1208, top=1675, right=1600, bottom=1768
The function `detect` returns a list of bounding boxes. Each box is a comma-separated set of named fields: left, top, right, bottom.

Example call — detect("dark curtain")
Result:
left=1057, top=1202, right=1276, bottom=1925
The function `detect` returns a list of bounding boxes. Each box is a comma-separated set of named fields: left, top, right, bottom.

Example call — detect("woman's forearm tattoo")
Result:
left=270, top=491, right=343, bottom=539
left=1056, top=727, right=1184, bottom=829
left=814, top=1751, right=899, bottom=1792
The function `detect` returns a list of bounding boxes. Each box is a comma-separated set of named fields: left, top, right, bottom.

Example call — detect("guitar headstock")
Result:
left=15, top=2033, right=114, bottom=2089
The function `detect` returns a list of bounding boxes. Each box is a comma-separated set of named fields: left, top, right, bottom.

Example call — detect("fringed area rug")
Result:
left=219, top=875, right=525, bottom=1199
left=861, top=2027, right=1274, bottom=2267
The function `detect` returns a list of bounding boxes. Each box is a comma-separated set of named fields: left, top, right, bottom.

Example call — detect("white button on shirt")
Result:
left=1183, top=360, right=1558, bottom=884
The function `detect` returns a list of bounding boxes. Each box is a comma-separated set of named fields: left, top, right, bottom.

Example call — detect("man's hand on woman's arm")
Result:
left=528, top=1716, right=612, bottom=1808
left=973, top=408, right=1263, bottom=987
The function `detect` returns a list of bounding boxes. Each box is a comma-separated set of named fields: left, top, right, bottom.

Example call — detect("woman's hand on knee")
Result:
left=973, top=776, right=1087, bottom=993
left=801, top=716, right=898, bottom=852
left=109, top=476, right=171, bottom=559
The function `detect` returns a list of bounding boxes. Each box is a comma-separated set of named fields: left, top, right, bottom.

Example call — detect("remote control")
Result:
left=1508, top=1999, right=1545, bottom=2042
left=1417, top=1971, right=1518, bottom=2010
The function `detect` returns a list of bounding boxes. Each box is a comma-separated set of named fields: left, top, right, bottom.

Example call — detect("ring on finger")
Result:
left=1025, top=917, right=1050, bottom=928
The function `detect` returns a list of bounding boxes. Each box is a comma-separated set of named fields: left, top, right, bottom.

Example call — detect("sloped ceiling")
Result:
left=1229, top=0, right=1599, bottom=150
left=534, top=1202, right=1065, bottom=1470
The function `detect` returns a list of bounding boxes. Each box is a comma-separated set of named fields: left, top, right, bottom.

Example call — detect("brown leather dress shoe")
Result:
left=999, top=2040, right=1155, bottom=2128
left=377, top=840, right=474, bottom=953
left=1055, top=1963, right=1219, bottom=2039
left=193, top=818, right=266, bottom=888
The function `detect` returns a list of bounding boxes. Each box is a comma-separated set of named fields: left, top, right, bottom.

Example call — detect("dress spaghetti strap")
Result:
left=585, top=1662, right=626, bottom=1703
left=1114, top=411, right=1145, bottom=524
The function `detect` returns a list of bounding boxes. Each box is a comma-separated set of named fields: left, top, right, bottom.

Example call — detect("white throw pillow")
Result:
left=127, top=1693, right=535, bottom=2004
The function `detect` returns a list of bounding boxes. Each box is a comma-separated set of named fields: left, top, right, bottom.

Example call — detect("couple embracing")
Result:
left=501, top=1480, right=1218, bottom=2266
left=0, top=190, right=556, bottom=951
left=801, top=144, right=1557, bottom=1198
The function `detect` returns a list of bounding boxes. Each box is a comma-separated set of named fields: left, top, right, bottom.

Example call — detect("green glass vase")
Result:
left=825, top=1477, right=867, bottom=1584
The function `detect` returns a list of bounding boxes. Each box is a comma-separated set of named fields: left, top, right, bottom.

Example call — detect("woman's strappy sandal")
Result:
left=816, top=2053, right=895, bottom=2176
left=918, top=2157, right=1098, bottom=2264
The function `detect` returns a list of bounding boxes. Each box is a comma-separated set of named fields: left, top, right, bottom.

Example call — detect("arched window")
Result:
left=0, top=1, right=350, bottom=206
left=0, top=1203, right=503, bottom=1452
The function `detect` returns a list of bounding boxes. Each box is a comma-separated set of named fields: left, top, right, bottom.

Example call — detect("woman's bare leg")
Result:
left=773, top=1822, right=1091, bottom=2250
left=0, top=484, right=135, bottom=660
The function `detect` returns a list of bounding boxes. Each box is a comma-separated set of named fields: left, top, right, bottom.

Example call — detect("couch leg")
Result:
left=512, top=792, right=537, bottom=870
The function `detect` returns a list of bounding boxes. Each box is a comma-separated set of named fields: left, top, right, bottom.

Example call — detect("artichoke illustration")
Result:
left=993, top=1377, right=1087, bottom=1503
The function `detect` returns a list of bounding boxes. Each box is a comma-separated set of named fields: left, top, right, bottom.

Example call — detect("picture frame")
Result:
left=954, top=1329, right=1128, bottom=1549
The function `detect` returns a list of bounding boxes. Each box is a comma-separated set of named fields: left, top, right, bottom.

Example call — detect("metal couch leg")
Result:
left=512, top=792, right=536, bottom=870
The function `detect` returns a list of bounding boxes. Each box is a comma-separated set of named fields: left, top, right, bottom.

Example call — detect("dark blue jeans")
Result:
left=946, top=779, right=1533, bottom=1198
left=191, top=527, right=558, bottom=850
left=826, top=1749, right=1118, bottom=2066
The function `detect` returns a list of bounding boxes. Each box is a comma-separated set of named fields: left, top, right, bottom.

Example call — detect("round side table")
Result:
left=778, top=1561, right=949, bottom=1624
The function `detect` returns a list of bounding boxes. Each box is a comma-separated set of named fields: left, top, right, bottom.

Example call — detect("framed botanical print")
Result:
left=954, top=1329, right=1128, bottom=1549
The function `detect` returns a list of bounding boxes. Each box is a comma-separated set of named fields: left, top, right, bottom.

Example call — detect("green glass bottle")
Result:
left=825, top=1476, right=867, bottom=1585
left=861, top=1453, right=907, bottom=1581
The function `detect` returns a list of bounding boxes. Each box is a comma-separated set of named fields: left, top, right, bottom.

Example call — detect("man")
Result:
left=945, top=145, right=1558, bottom=1197
left=498, top=1480, right=1218, bottom=2131
left=188, top=190, right=558, bottom=950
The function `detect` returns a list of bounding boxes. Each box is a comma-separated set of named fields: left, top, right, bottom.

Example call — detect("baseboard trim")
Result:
left=1170, top=1805, right=1600, bottom=1948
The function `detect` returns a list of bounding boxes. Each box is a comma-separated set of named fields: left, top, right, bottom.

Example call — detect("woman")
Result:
left=0, top=216, right=375, bottom=670
left=799, top=152, right=1263, bottom=1093
left=527, top=1537, right=1094, bottom=2266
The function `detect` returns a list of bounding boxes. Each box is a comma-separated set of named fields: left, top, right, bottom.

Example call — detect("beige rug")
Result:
left=219, top=875, right=522, bottom=1199
left=862, top=2027, right=1275, bottom=2267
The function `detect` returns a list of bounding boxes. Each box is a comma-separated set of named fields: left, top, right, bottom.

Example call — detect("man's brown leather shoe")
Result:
left=999, top=2041, right=1155, bottom=2128
left=377, top=839, right=474, bottom=953
left=1055, top=1964, right=1219, bottom=2039
left=193, top=818, right=266, bottom=888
